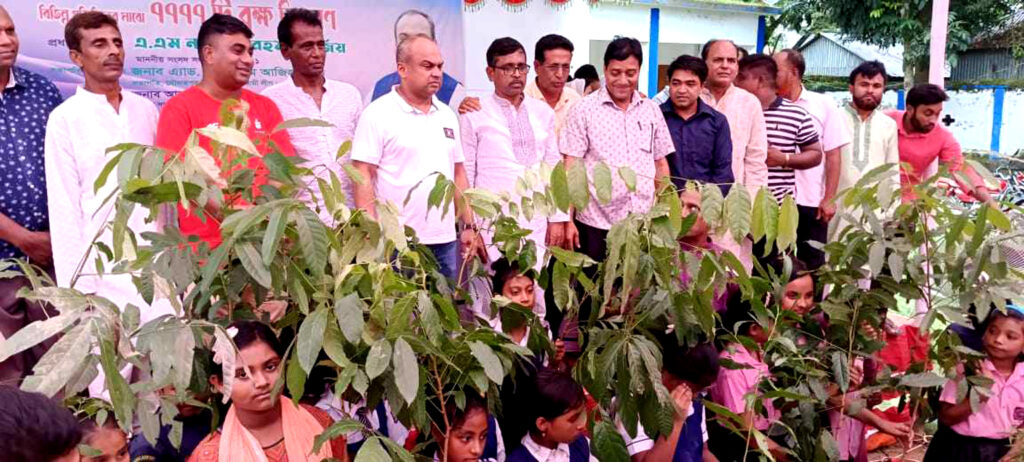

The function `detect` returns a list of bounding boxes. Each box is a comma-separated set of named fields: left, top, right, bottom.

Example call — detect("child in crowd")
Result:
left=491, top=258, right=565, bottom=367
left=0, top=385, right=82, bottom=462
left=924, top=306, right=1024, bottom=462
left=426, top=389, right=503, bottom=461
left=708, top=292, right=785, bottom=462
left=188, top=321, right=348, bottom=462
left=618, top=334, right=721, bottom=462
left=506, top=368, right=597, bottom=462
left=78, top=417, right=130, bottom=462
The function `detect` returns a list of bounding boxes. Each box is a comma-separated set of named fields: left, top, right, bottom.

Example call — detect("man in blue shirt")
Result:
left=660, top=55, right=733, bottom=193
left=0, top=5, right=64, bottom=383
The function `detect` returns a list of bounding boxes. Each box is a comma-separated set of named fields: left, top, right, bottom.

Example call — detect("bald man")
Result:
left=351, top=35, right=480, bottom=280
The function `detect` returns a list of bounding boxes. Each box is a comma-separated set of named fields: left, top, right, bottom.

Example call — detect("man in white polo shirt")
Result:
left=263, top=8, right=362, bottom=223
left=350, top=35, right=479, bottom=281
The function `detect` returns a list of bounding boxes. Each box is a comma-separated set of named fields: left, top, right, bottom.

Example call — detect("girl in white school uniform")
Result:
left=925, top=306, right=1024, bottom=462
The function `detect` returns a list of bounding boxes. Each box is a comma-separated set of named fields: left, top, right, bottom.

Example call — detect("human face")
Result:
left=0, top=7, right=19, bottom=70
left=82, top=426, right=129, bottom=462
left=395, top=13, right=432, bottom=44
left=202, top=32, right=253, bottom=91
left=906, top=102, right=943, bottom=133
left=282, top=21, right=325, bottom=79
left=780, top=274, right=815, bottom=315
left=983, top=316, right=1024, bottom=362
left=488, top=50, right=528, bottom=101
left=501, top=274, right=536, bottom=310
left=679, top=189, right=709, bottom=239
left=538, top=404, right=587, bottom=444
left=443, top=408, right=489, bottom=462
left=70, top=25, right=124, bottom=87
left=704, top=41, right=738, bottom=89
left=397, top=37, right=444, bottom=99
left=850, top=73, right=885, bottom=112
left=535, top=48, right=572, bottom=94
left=604, top=56, right=640, bottom=104
left=669, top=68, right=702, bottom=112
left=772, top=52, right=800, bottom=93
left=214, top=341, right=283, bottom=413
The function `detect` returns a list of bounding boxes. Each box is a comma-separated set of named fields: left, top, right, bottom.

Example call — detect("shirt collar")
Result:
left=521, top=434, right=570, bottom=461
left=981, top=359, right=1024, bottom=384
left=526, top=79, right=574, bottom=106
left=767, top=96, right=785, bottom=110
left=596, top=85, right=643, bottom=110
left=492, top=92, right=526, bottom=110
left=392, top=85, right=439, bottom=114
left=845, top=103, right=879, bottom=123
left=4, top=67, right=16, bottom=90
left=660, top=98, right=712, bottom=119
left=792, top=84, right=809, bottom=103
left=74, top=86, right=120, bottom=106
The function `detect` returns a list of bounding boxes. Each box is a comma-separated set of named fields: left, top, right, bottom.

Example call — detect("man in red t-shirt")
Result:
left=885, top=84, right=991, bottom=204
left=156, top=14, right=294, bottom=247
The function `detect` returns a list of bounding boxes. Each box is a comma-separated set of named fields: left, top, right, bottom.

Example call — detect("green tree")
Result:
left=772, top=0, right=1024, bottom=86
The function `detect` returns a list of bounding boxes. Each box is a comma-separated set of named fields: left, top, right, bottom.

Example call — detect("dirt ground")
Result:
left=868, top=436, right=929, bottom=462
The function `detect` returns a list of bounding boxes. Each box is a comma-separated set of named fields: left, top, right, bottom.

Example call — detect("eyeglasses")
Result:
left=494, top=64, right=531, bottom=76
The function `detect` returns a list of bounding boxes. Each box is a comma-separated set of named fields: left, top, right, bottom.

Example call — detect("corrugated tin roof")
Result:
left=798, top=33, right=906, bottom=77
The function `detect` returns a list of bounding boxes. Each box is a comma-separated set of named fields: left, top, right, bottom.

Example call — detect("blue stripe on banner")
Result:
left=992, top=86, right=1005, bottom=152
left=648, top=8, right=660, bottom=99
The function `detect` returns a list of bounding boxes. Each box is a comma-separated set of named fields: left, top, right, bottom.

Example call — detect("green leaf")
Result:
left=292, top=208, right=329, bottom=275
left=392, top=337, right=419, bottom=405
left=751, top=187, right=778, bottom=245
left=0, top=314, right=77, bottom=363
left=286, top=348, right=307, bottom=403
left=990, top=206, right=1011, bottom=231
left=353, top=437, right=391, bottom=462
left=262, top=207, right=288, bottom=266
left=567, top=160, right=590, bottom=211
left=550, top=161, right=570, bottom=212
left=700, top=183, right=725, bottom=231
left=552, top=262, right=570, bottom=311
left=99, top=338, right=135, bottom=427
left=93, top=149, right=127, bottom=193
left=123, top=182, right=202, bottom=206
left=777, top=195, right=799, bottom=251
left=334, top=293, right=365, bottom=344
left=899, top=372, right=948, bottom=388
left=237, top=242, right=272, bottom=288
left=868, top=242, right=886, bottom=276
left=19, top=323, right=92, bottom=397
left=593, top=162, right=613, bottom=205
left=366, top=339, right=392, bottom=380
left=469, top=341, right=504, bottom=383
left=312, top=419, right=364, bottom=453
left=619, top=166, right=637, bottom=192
left=592, top=419, right=630, bottom=462
left=197, top=125, right=259, bottom=155
left=343, top=162, right=366, bottom=186
left=297, top=307, right=329, bottom=374
left=273, top=117, right=334, bottom=132
left=724, top=184, right=752, bottom=240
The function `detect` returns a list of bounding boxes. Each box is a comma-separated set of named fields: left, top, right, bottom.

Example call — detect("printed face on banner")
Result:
left=12, top=1, right=464, bottom=106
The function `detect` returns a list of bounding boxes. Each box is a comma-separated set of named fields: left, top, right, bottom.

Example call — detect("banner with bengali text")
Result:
left=8, top=0, right=465, bottom=106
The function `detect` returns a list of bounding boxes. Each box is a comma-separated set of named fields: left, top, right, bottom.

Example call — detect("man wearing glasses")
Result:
left=461, top=34, right=581, bottom=137
left=459, top=38, right=569, bottom=321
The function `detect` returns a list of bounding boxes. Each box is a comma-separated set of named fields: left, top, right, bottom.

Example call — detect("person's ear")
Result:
left=68, top=50, right=84, bottom=69
left=486, top=65, right=495, bottom=83
left=535, top=416, right=550, bottom=437
left=209, top=375, right=223, bottom=394
left=202, top=45, right=214, bottom=66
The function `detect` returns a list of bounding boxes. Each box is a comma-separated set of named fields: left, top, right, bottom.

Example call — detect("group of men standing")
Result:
left=0, top=3, right=992, bottom=385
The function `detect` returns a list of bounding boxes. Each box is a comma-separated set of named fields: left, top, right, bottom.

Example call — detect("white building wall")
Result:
left=462, top=3, right=761, bottom=97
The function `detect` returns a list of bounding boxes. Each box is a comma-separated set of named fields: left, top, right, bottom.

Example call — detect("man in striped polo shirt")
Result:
left=735, top=54, right=822, bottom=203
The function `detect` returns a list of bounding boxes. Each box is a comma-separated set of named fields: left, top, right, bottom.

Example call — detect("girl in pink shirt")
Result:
left=925, top=307, right=1024, bottom=462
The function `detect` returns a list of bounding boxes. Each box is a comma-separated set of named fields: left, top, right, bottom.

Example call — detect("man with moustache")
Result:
left=156, top=14, right=294, bottom=248
left=264, top=8, right=362, bottom=222
left=45, top=12, right=173, bottom=320
left=560, top=37, right=673, bottom=261
left=351, top=35, right=481, bottom=281
left=699, top=39, right=767, bottom=197
left=837, top=61, right=898, bottom=196
left=459, top=37, right=566, bottom=320
left=0, top=5, right=64, bottom=383
left=886, top=84, right=992, bottom=204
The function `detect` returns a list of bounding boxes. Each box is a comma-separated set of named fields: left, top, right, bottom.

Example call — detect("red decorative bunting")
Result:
left=501, top=0, right=530, bottom=11
left=464, top=0, right=485, bottom=11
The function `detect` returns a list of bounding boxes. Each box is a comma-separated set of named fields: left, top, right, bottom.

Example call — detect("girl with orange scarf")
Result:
left=188, top=321, right=348, bottom=462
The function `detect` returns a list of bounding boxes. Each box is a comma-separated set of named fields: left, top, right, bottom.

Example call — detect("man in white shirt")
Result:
left=44, top=11, right=171, bottom=319
left=263, top=8, right=362, bottom=223
left=351, top=35, right=480, bottom=281
left=460, top=37, right=568, bottom=321
left=775, top=49, right=852, bottom=270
